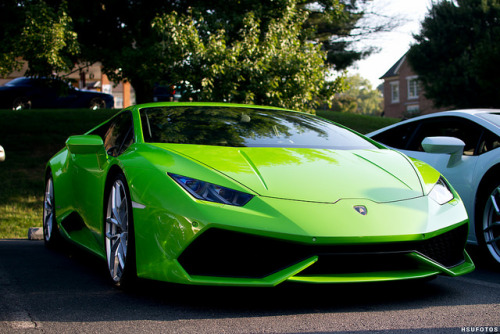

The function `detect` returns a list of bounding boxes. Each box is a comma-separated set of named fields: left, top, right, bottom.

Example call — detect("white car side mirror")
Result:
left=421, top=136, right=465, bottom=167
left=0, top=145, right=5, bottom=162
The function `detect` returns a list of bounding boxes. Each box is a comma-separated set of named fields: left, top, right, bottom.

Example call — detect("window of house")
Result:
left=404, top=104, right=420, bottom=118
left=390, top=81, right=399, bottom=103
left=407, top=76, right=419, bottom=99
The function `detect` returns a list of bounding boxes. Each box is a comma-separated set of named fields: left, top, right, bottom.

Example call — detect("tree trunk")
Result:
left=130, top=78, right=155, bottom=104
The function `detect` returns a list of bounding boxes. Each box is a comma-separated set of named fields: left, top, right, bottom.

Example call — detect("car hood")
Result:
left=156, top=144, right=424, bottom=203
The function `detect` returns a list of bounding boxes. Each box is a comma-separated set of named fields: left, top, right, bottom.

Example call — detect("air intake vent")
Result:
left=178, top=224, right=468, bottom=278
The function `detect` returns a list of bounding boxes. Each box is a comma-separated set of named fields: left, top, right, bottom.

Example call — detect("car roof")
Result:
left=368, top=109, right=500, bottom=137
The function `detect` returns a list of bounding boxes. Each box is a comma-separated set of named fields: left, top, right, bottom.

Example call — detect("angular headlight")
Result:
left=169, top=173, right=254, bottom=206
left=428, top=177, right=454, bottom=205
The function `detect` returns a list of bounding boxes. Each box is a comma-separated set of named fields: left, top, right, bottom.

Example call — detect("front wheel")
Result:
left=89, top=97, right=106, bottom=110
left=12, top=96, right=31, bottom=110
left=105, top=173, right=136, bottom=287
left=476, top=181, right=500, bottom=266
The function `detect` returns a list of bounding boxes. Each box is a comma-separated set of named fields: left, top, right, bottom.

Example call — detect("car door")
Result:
left=28, top=78, right=76, bottom=108
left=69, top=111, right=135, bottom=245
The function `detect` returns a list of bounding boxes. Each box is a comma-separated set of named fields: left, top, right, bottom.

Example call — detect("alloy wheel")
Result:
left=483, top=185, right=500, bottom=263
left=105, top=178, right=129, bottom=282
left=43, top=177, right=54, bottom=242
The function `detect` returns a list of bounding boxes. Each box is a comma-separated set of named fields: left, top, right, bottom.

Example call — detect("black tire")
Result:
left=12, top=96, right=31, bottom=110
left=475, top=179, right=500, bottom=266
left=89, top=98, right=106, bottom=110
left=104, top=173, right=136, bottom=287
left=43, top=171, right=61, bottom=248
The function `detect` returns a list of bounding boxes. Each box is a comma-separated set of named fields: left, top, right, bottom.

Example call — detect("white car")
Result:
left=368, top=109, right=500, bottom=265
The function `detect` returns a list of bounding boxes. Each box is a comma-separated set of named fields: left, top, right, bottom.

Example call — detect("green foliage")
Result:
left=0, top=108, right=115, bottom=239
left=408, top=0, right=500, bottom=109
left=329, top=74, right=382, bottom=115
left=317, top=109, right=398, bottom=134
left=0, top=0, right=389, bottom=110
left=0, top=1, right=79, bottom=77
left=151, top=3, right=342, bottom=112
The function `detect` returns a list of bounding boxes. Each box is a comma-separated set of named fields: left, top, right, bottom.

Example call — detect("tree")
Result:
left=300, top=0, right=396, bottom=70
left=329, top=74, right=382, bottom=115
left=408, top=0, right=500, bottom=109
left=0, top=1, right=79, bottom=77
left=1, top=0, right=389, bottom=110
left=67, top=0, right=345, bottom=110
left=151, top=4, right=343, bottom=112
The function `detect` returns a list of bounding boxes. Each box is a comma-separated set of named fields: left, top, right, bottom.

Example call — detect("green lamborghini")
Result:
left=43, top=102, right=474, bottom=287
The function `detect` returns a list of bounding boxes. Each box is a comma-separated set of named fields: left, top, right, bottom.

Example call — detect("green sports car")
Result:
left=43, top=102, right=474, bottom=287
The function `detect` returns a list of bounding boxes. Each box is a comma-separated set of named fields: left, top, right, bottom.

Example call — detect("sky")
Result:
left=350, top=0, right=433, bottom=88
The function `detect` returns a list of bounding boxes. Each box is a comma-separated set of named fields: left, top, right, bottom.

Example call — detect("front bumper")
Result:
left=174, top=223, right=474, bottom=286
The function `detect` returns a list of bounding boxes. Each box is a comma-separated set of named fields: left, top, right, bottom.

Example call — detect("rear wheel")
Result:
left=43, top=172, right=61, bottom=248
left=105, top=173, right=136, bottom=287
left=476, top=181, right=500, bottom=266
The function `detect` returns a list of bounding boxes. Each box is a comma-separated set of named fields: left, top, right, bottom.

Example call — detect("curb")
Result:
left=28, top=227, right=43, bottom=240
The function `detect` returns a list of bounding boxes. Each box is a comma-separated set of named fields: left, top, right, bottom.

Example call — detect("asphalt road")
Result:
left=0, top=239, right=498, bottom=334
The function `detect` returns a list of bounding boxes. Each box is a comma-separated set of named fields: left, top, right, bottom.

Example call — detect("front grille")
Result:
left=177, top=224, right=468, bottom=278
left=415, top=223, right=468, bottom=267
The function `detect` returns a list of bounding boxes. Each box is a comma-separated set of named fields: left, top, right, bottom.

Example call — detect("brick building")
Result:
left=380, top=53, right=444, bottom=119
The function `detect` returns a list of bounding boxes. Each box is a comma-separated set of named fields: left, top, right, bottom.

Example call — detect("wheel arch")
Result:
left=475, top=163, right=500, bottom=214
left=102, top=163, right=137, bottom=285
left=102, top=164, right=133, bottom=234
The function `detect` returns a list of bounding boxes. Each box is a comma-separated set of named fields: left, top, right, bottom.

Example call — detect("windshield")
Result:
left=140, top=106, right=377, bottom=150
left=5, top=77, right=31, bottom=87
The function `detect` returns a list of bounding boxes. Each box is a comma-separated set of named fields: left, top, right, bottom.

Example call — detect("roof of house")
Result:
left=379, top=53, right=407, bottom=79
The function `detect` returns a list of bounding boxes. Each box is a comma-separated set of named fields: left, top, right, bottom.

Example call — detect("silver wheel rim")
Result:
left=43, top=177, right=54, bottom=242
left=483, top=185, right=500, bottom=263
left=105, top=179, right=129, bottom=282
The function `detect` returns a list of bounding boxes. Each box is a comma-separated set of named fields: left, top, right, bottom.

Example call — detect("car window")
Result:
left=90, top=111, right=134, bottom=157
left=370, top=122, right=418, bottom=149
left=406, top=117, right=482, bottom=156
left=478, top=129, right=500, bottom=154
left=140, top=106, right=378, bottom=150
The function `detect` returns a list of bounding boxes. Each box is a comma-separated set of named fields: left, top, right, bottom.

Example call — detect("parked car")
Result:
left=43, top=102, right=474, bottom=288
left=368, top=109, right=500, bottom=265
left=0, top=77, right=114, bottom=110
left=0, top=145, right=4, bottom=162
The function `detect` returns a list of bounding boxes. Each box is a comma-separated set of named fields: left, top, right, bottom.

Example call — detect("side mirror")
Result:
left=421, top=136, right=465, bottom=167
left=66, top=135, right=104, bottom=155
left=0, top=145, right=5, bottom=162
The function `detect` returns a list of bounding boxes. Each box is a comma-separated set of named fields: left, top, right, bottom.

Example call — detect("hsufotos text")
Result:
left=461, top=327, right=499, bottom=333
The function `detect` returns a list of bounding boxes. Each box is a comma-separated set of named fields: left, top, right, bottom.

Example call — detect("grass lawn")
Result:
left=0, top=108, right=399, bottom=239
left=0, top=109, right=116, bottom=238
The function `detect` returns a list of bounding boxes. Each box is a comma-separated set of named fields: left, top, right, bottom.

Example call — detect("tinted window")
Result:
left=90, top=111, right=134, bottom=157
left=370, top=122, right=417, bottom=149
left=406, top=117, right=482, bottom=155
left=140, top=106, right=377, bottom=150
left=478, top=129, right=500, bottom=154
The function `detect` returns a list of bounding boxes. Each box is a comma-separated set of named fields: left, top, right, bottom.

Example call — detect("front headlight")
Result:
left=428, top=177, right=454, bottom=205
left=169, top=173, right=254, bottom=206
